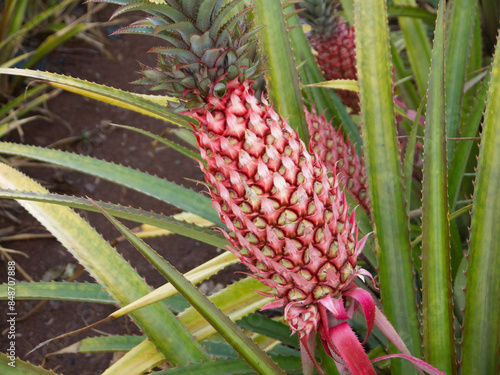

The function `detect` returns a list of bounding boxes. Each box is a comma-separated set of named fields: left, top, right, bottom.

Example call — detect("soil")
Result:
left=0, top=4, right=244, bottom=374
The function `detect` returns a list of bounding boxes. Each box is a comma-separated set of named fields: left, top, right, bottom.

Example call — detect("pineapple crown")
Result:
left=91, top=0, right=265, bottom=110
left=300, top=0, right=341, bottom=39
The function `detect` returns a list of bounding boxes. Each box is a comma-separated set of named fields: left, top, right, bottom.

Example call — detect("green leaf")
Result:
left=403, top=99, right=425, bottom=216
left=445, top=0, right=478, bottom=163
left=111, top=3, right=187, bottom=23
left=0, top=163, right=209, bottom=365
left=153, top=356, right=303, bottom=375
left=316, top=342, right=341, bottom=375
left=461, top=31, right=500, bottom=375
left=420, top=2, right=456, bottom=372
left=391, top=39, right=420, bottom=109
left=79, top=335, right=146, bottom=353
left=209, top=0, right=243, bottom=39
left=0, top=189, right=228, bottom=248
left=253, top=0, right=308, bottom=142
left=134, top=93, right=179, bottom=105
left=387, top=5, right=437, bottom=25
left=306, top=79, right=359, bottom=92
left=0, top=353, right=59, bottom=375
left=237, top=314, right=299, bottom=349
left=353, top=1, right=422, bottom=374
left=202, top=339, right=298, bottom=360
left=171, top=127, right=198, bottom=148
left=339, top=0, right=354, bottom=24
left=0, top=68, right=192, bottom=128
left=269, top=344, right=300, bottom=358
left=342, top=185, right=376, bottom=266
left=460, top=9, right=483, bottom=131
left=202, top=341, right=239, bottom=358
left=392, top=0, right=432, bottom=96
left=447, top=72, right=489, bottom=281
left=95, top=204, right=286, bottom=375
left=158, top=22, right=201, bottom=45
left=0, top=282, right=114, bottom=304
left=0, top=142, right=222, bottom=225
left=53, top=335, right=147, bottom=356
left=197, top=0, right=222, bottom=31
left=448, top=73, right=489, bottom=211
left=0, top=282, right=190, bottom=313
left=452, top=256, right=467, bottom=326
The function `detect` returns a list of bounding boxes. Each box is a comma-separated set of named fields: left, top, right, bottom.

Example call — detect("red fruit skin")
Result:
left=307, top=108, right=370, bottom=213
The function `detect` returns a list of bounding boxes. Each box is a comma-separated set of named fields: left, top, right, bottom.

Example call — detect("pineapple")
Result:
left=307, top=107, right=370, bottom=213
left=189, top=80, right=369, bottom=336
left=301, top=0, right=360, bottom=113
left=97, top=0, right=373, bottom=371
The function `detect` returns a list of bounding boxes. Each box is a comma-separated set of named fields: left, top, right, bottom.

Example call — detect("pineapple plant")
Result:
left=85, top=1, right=443, bottom=373
left=301, top=0, right=360, bottom=113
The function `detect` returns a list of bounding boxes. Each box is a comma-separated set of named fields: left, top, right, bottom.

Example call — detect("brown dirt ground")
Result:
left=0, top=4, right=244, bottom=374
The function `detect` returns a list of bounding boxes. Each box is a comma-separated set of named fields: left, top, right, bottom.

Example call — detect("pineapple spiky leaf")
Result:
left=111, top=23, right=187, bottom=47
left=109, top=2, right=188, bottom=22
left=197, top=0, right=223, bottom=31
left=94, top=0, right=262, bottom=110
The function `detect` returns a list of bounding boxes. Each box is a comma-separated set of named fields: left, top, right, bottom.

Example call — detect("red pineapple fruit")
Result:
left=188, top=76, right=375, bottom=373
left=302, top=0, right=360, bottom=113
left=190, top=79, right=368, bottom=321
left=307, top=108, right=370, bottom=213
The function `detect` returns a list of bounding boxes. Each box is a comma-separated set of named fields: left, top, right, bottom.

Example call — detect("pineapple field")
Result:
left=0, top=0, right=499, bottom=374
